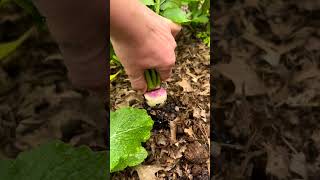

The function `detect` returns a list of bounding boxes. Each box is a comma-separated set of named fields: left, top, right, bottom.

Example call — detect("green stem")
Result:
left=144, top=70, right=154, bottom=91
left=155, top=0, right=160, bottom=14
left=144, top=69, right=162, bottom=91
left=150, top=69, right=157, bottom=87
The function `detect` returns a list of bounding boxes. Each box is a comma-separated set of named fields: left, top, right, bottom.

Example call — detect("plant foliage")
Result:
left=110, top=107, right=154, bottom=172
left=0, top=140, right=108, bottom=180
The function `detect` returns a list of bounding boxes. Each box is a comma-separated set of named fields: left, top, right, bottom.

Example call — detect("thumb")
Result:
left=128, top=71, right=147, bottom=93
left=162, top=17, right=182, bottom=38
left=169, top=21, right=182, bottom=38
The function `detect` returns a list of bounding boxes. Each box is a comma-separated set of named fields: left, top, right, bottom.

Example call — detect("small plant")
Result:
left=142, top=0, right=209, bottom=25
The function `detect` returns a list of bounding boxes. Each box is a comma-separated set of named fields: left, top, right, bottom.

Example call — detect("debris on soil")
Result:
left=213, top=0, right=320, bottom=179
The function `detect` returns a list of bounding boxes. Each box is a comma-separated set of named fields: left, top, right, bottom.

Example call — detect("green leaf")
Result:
left=162, top=7, right=190, bottom=24
left=201, top=0, right=210, bottom=13
left=0, top=140, right=108, bottom=180
left=140, top=0, right=155, bottom=5
left=191, top=14, right=209, bottom=23
left=160, top=0, right=180, bottom=10
left=110, top=70, right=122, bottom=82
left=110, top=107, right=153, bottom=172
left=0, top=27, right=33, bottom=61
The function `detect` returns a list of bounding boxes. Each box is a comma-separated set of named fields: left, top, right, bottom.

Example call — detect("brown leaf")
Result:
left=215, top=53, right=266, bottom=96
left=177, top=78, right=193, bottom=92
left=242, top=33, right=305, bottom=66
left=193, top=107, right=201, bottom=119
left=265, top=144, right=289, bottom=179
left=135, top=165, right=163, bottom=180
left=293, top=66, right=320, bottom=83
left=184, top=127, right=195, bottom=138
left=289, top=153, right=307, bottom=179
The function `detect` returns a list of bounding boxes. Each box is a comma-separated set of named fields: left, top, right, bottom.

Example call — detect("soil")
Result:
left=110, top=29, right=210, bottom=179
left=213, top=0, right=320, bottom=180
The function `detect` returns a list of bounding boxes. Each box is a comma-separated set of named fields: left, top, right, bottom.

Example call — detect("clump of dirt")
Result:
left=111, top=28, right=210, bottom=179
left=213, top=0, right=320, bottom=179
left=143, top=95, right=182, bottom=130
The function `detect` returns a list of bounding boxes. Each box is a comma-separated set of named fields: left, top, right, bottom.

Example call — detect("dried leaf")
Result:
left=265, top=144, right=289, bottom=179
left=135, top=165, right=163, bottom=180
left=193, top=107, right=201, bottom=119
left=289, top=153, right=307, bottom=179
left=215, top=53, right=266, bottom=96
left=184, top=128, right=195, bottom=138
left=177, top=78, right=193, bottom=92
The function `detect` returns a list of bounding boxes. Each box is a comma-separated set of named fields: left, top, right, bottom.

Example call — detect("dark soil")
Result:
left=213, top=0, right=320, bottom=179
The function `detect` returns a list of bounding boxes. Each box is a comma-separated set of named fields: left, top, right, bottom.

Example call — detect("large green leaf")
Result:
left=110, top=107, right=153, bottom=172
left=0, top=140, right=108, bottom=180
left=0, top=27, right=33, bottom=61
left=162, top=7, right=190, bottom=24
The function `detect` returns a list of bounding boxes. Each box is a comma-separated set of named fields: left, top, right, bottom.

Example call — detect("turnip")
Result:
left=144, top=69, right=167, bottom=107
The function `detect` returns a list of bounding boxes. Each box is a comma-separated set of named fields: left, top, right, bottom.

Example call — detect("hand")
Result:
left=110, top=0, right=181, bottom=93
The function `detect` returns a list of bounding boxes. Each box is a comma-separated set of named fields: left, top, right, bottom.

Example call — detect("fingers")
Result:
left=169, top=21, right=182, bottom=38
left=161, top=17, right=182, bottom=38
left=128, top=72, right=147, bottom=93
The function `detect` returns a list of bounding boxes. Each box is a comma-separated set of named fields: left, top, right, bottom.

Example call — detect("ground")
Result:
left=110, top=29, right=210, bottom=179
left=213, top=0, right=320, bottom=179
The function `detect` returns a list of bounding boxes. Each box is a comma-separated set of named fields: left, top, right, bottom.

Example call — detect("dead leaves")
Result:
left=177, top=78, right=193, bottom=92
left=265, top=144, right=290, bottom=179
left=289, top=153, right=307, bottom=179
left=215, top=52, right=266, bottom=96
left=214, top=1, right=320, bottom=180
left=135, top=165, right=164, bottom=180
left=242, top=32, right=305, bottom=66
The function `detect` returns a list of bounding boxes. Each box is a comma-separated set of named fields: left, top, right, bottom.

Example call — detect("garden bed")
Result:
left=213, top=0, right=320, bottom=179
left=111, top=29, right=210, bottom=179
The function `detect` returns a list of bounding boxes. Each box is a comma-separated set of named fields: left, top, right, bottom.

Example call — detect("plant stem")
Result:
left=155, top=0, right=160, bottom=14
left=150, top=69, right=157, bottom=86
left=144, top=70, right=154, bottom=91
left=144, top=69, right=162, bottom=91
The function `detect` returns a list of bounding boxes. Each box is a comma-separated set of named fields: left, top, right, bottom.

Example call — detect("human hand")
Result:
left=110, top=0, right=181, bottom=93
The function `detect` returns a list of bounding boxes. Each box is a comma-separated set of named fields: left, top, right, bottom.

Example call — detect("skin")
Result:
left=111, top=0, right=181, bottom=93
left=33, top=0, right=181, bottom=96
